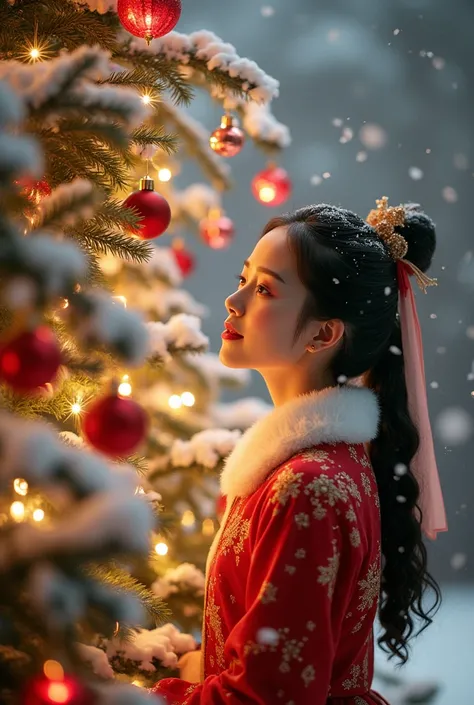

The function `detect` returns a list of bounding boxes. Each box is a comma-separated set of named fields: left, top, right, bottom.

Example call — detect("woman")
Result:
left=151, top=198, right=447, bottom=705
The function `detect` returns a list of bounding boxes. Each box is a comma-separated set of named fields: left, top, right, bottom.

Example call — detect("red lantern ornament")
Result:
left=199, top=210, right=234, bottom=250
left=117, top=0, right=181, bottom=43
left=209, top=114, right=245, bottom=158
left=23, top=673, right=90, bottom=705
left=172, top=239, right=195, bottom=277
left=83, top=393, right=148, bottom=458
left=123, top=175, right=171, bottom=239
left=251, top=164, right=292, bottom=207
left=0, top=327, right=61, bottom=394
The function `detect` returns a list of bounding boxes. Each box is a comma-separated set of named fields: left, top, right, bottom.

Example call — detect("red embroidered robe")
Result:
left=152, top=385, right=391, bottom=705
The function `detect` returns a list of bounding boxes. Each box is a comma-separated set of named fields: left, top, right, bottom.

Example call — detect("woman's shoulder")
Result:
left=253, top=441, right=378, bottom=522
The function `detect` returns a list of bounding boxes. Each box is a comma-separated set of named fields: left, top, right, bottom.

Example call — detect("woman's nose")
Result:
left=225, top=291, right=244, bottom=316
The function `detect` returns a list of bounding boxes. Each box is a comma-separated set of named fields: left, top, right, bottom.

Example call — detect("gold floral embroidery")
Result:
left=259, top=581, right=278, bottom=604
left=295, top=548, right=306, bottom=559
left=299, top=448, right=333, bottom=466
left=306, top=620, right=316, bottom=631
left=361, top=473, right=372, bottom=496
left=301, top=664, right=315, bottom=686
left=348, top=444, right=372, bottom=469
left=346, top=505, right=357, bottom=522
left=270, top=467, right=304, bottom=514
left=317, top=537, right=340, bottom=599
left=350, top=526, right=361, bottom=547
left=351, top=556, right=381, bottom=634
left=218, top=499, right=250, bottom=565
left=354, top=698, right=370, bottom=705
left=206, top=576, right=226, bottom=669
left=285, top=564, right=296, bottom=575
left=295, top=512, right=310, bottom=528
left=342, top=663, right=363, bottom=690
left=245, top=626, right=309, bottom=677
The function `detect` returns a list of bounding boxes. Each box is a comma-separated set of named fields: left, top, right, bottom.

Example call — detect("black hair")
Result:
left=261, top=202, right=442, bottom=665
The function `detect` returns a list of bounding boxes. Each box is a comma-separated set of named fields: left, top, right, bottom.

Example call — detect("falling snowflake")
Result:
left=435, top=407, right=473, bottom=445
left=256, top=627, right=279, bottom=645
left=432, top=57, right=446, bottom=70
left=340, top=127, right=354, bottom=144
left=442, top=186, right=458, bottom=203
left=322, top=172, right=331, bottom=179
left=430, top=381, right=439, bottom=389
left=332, top=118, right=344, bottom=127
left=310, top=174, right=323, bottom=186
left=409, top=167, right=424, bottom=180
left=450, top=553, right=467, bottom=571
left=356, top=151, right=368, bottom=162
left=261, top=6, right=275, bottom=17
left=359, top=123, right=387, bottom=150
left=393, top=28, right=401, bottom=35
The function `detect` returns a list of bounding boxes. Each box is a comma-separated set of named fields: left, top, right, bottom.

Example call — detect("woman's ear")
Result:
left=309, top=320, right=345, bottom=351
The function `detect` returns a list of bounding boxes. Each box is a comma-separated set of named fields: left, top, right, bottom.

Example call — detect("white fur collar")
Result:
left=220, top=385, right=380, bottom=500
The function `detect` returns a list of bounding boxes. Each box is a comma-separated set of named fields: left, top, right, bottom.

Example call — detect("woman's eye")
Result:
left=234, top=275, right=270, bottom=296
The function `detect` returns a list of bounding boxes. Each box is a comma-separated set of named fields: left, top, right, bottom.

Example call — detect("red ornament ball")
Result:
left=83, top=394, right=148, bottom=458
left=199, top=215, right=234, bottom=250
left=0, top=327, right=61, bottom=394
left=209, top=115, right=245, bottom=158
left=117, top=0, right=181, bottom=41
left=22, top=673, right=90, bottom=705
left=172, top=240, right=195, bottom=277
left=251, top=165, right=292, bottom=207
left=15, top=178, right=52, bottom=206
left=123, top=184, right=171, bottom=239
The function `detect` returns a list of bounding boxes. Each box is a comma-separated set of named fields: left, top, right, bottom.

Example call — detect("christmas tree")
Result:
left=0, top=0, right=288, bottom=696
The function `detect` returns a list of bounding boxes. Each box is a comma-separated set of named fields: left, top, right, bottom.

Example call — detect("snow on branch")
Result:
left=147, top=313, right=209, bottom=363
left=0, top=46, right=149, bottom=127
left=170, top=428, right=242, bottom=470
left=131, top=30, right=280, bottom=104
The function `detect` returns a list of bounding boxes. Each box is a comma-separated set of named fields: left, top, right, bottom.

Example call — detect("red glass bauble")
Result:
left=209, top=114, right=245, bottom=158
left=0, top=327, right=61, bottom=394
left=199, top=215, right=234, bottom=250
left=172, top=240, right=195, bottom=277
left=15, top=178, right=52, bottom=205
left=117, top=0, right=181, bottom=42
left=251, top=165, right=292, bottom=207
left=22, top=673, right=90, bottom=705
left=123, top=177, right=171, bottom=239
left=83, top=394, right=148, bottom=457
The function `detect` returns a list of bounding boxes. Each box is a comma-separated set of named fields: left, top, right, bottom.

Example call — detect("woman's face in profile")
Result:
left=219, top=226, right=313, bottom=373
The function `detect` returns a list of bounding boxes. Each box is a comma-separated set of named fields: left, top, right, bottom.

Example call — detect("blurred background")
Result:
left=173, top=0, right=473, bottom=702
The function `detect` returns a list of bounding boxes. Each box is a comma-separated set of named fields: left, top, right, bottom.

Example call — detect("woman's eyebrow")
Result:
left=243, top=260, right=286, bottom=284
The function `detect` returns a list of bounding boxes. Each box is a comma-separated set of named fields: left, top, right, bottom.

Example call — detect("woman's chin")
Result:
left=219, top=345, right=245, bottom=369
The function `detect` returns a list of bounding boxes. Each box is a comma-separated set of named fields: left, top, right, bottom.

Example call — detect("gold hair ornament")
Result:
left=366, top=196, right=438, bottom=293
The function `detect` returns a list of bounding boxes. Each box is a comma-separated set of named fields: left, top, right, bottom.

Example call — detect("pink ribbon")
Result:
left=396, top=261, right=448, bottom=540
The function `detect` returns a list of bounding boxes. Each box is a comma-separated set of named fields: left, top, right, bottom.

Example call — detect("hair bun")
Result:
left=395, top=203, right=436, bottom=273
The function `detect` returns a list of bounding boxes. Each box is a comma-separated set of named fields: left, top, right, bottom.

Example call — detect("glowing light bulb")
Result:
left=118, top=376, right=132, bottom=397
left=158, top=168, right=172, bottom=182
left=181, top=391, right=195, bottom=407
left=10, top=501, right=25, bottom=522
left=30, top=47, right=40, bottom=60
left=43, top=660, right=64, bottom=680
left=155, top=541, right=168, bottom=556
left=202, top=518, right=215, bottom=536
left=168, top=394, right=182, bottom=409
left=33, top=508, right=45, bottom=522
left=47, top=682, right=70, bottom=704
left=71, top=402, right=82, bottom=415
left=112, top=295, right=127, bottom=307
left=13, top=478, right=28, bottom=496
left=259, top=186, right=277, bottom=203
left=181, top=509, right=196, bottom=527
left=132, top=680, right=144, bottom=687
left=142, top=94, right=151, bottom=105
left=62, top=298, right=69, bottom=309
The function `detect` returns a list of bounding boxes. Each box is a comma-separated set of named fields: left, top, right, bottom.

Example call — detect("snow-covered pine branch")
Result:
left=0, top=46, right=149, bottom=127
left=130, top=29, right=280, bottom=104
left=73, top=290, right=150, bottom=366
left=151, top=563, right=205, bottom=600
left=147, top=313, right=209, bottom=363
left=169, top=428, right=242, bottom=470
